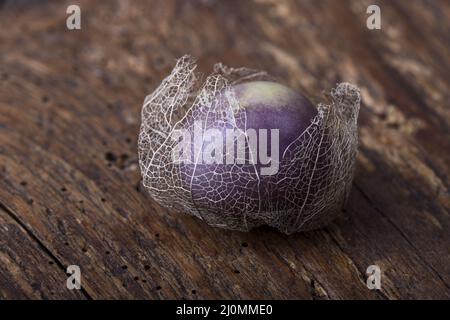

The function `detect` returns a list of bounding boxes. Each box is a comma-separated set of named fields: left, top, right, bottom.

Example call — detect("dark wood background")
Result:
left=0, top=0, right=449, bottom=299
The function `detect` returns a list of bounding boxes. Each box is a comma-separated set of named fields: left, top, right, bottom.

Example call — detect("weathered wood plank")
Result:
left=0, top=204, right=86, bottom=299
left=0, top=0, right=448, bottom=299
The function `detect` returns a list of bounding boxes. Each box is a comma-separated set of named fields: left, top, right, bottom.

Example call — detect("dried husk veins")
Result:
left=138, top=55, right=360, bottom=234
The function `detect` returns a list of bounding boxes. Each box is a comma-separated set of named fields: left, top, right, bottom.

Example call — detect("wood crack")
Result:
left=272, top=249, right=329, bottom=300
left=0, top=200, right=93, bottom=300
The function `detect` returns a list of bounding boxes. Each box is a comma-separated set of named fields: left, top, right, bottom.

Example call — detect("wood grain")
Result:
left=0, top=0, right=448, bottom=299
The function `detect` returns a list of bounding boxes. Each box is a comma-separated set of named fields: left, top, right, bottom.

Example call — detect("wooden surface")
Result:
left=0, top=0, right=449, bottom=299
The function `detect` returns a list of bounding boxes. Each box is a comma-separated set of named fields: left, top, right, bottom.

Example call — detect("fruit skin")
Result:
left=179, top=81, right=320, bottom=226
left=232, top=81, right=317, bottom=153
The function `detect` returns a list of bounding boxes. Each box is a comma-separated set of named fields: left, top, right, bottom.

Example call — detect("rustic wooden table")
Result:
left=0, top=0, right=449, bottom=299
